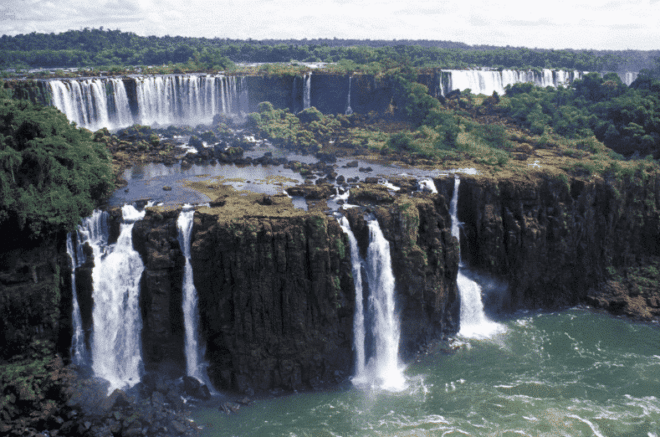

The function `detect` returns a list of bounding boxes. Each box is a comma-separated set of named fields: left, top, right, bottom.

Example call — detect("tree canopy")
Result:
left=1, top=28, right=656, bottom=72
left=0, top=86, right=114, bottom=239
left=501, top=72, right=660, bottom=157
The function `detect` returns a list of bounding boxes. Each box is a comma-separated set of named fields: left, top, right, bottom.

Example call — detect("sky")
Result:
left=1, top=0, right=659, bottom=51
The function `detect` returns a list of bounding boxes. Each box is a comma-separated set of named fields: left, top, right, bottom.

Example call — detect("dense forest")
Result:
left=1, top=28, right=659, bottom=72
left=501, top=72, right=660, bottom=158
left=0, top=87, right=114, bottom=243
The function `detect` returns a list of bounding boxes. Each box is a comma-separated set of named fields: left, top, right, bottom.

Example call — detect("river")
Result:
left=191, top=307, right=659, bottom=436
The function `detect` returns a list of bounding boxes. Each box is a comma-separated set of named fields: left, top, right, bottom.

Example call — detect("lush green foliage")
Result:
left=501, top=72, right=660, bottom=158
left=1, top=28, right=653, bottom=73
left=386, top=108, right=461, bottom=159
left=249, top=102, right=344, bottom=151
left=0, top=86, right=114, bottom=238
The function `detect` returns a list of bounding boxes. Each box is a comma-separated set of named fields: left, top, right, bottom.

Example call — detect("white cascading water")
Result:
left=49, top=74, right=248, bottom=131
left=348, top=217, right=406, bottom=391
left=419, top=178, right=438, bottom=194
left=345, top=76, right=354, bottom=115
left=450, top=177, right=505, bottom=339
left=441, top=69, right=583, bottom=96
left=109, top=78, right=134, bottom=128
left=303, top=73, right=312, bottom=110
left=338, top=217, right=366, bottom=379
left=618, top=71, right=639, bottom=86
left=177, top=205, right=208, bottom=383
left=135, top=74, right=247, bottom=126
left=49, top=78, right=129, bottom=131
left=66, top=232, right=88, bottom=366
left=78, top=205, right=146, bottom=392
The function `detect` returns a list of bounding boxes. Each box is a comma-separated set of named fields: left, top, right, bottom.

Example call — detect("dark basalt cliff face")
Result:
left=0, top=238, right=71, bottom=360
left=246, top=73, right=395, bottom=115
left=132, top=210, right=186, bottom=371
left=189, top=211, right=355, bottom=393
left=458, top=174, right=660, bottom=319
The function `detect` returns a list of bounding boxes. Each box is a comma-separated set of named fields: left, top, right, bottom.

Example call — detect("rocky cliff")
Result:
left=457, top=172, right=660, bottom=320
left=132, top=209, right=186, bottom=371
left=188, top=195, right=354, bottom=393
left=4, top=169, right=659, bottom=411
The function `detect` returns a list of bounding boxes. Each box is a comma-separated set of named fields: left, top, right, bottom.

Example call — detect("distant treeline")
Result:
left=1, top=28, right=659, bottom=72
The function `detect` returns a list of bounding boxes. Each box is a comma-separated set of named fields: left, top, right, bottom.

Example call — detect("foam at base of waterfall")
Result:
left=450, top=177, right=505, bottom=341
left=456, top=271, right=506, bottom=339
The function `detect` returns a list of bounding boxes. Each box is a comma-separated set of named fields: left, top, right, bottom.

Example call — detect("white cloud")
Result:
left=1, top=0, right=658, bottom=50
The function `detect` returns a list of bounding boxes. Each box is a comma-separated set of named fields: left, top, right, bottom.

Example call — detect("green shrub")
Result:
left=297, top=106, right=324, bottom=123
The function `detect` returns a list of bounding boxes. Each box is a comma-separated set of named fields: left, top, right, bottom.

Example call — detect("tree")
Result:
left=0, top=87, right=114, bottom=239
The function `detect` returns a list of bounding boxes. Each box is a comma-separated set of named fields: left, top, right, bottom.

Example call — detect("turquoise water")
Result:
left=192, top=308, right=660, bottom=437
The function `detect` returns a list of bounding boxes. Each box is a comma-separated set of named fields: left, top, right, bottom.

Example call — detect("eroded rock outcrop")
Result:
left=190, top=198, right=355, bottom=393
left=124, top=188, right=460, bottom=394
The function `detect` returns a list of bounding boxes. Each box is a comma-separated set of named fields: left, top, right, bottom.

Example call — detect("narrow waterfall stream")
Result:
left=345, top=76, right=354, bottom=115
left=177, top=205, right=212, bottom=387
left=66, top=232, right=88, bottom=366
left=77, top=205, right=147, bottom=392
left=450, top=177, right=505, bottom=339
left=303, top=72, right=312, bottom=110
left=338, top=217, right=366, bottom=379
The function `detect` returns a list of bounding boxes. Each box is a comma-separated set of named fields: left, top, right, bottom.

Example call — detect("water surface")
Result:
left=192, top=308, right=660, bottom=437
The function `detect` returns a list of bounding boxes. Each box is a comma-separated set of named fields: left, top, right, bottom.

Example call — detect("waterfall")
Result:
left=450, top=177, right=505, bottom=339
left=338, top=217, right=366, bottom=379
left=49, top=78, right=132, bottom=131
left=364, top=218, right=405, bottom=390
left=303, top=73, right=312, bottom=110
left=177, top=205, right=208, bottom=383
left=48, top=74, right=248, bottom=131
left=440, top=69, right=583, bottom=96
left=618, top=71, right=639, bottom=86
left=66, top=232, right=88, bottom=366
left=109, top=78, right=133, bottom=128
left=341, top=215, right=405, bottom=390
left=135, top=74, right=248, bottom=126
left=345, top=76, right=353, bottom=115
left=419, top=178, right=438, bottom=194
left=77, top=206, right=146, bottom=392
left=339, top=215, right=405, bottom=390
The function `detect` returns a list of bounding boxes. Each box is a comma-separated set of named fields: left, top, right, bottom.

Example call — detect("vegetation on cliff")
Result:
left=501, top=72, right=660, bottom=158
left=0, top=85, right=114, bottom=240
